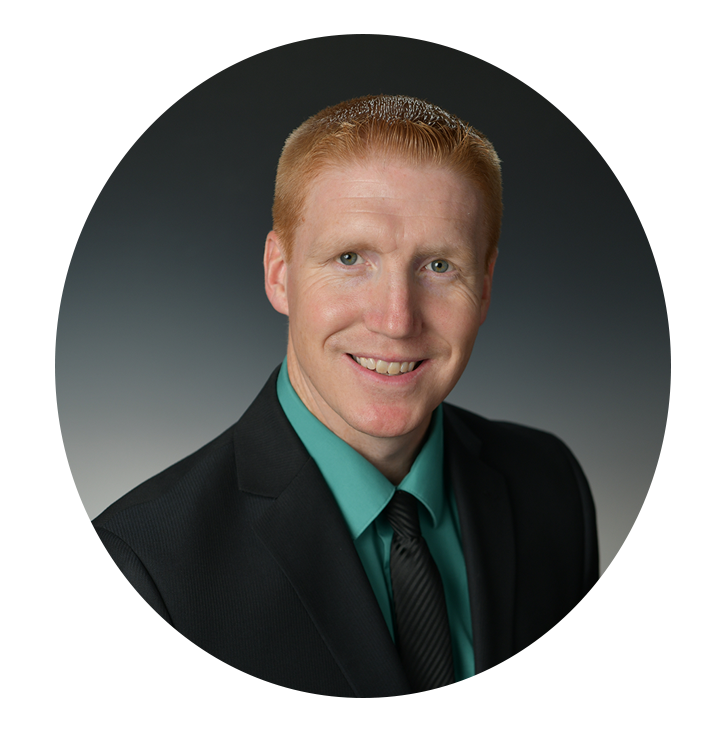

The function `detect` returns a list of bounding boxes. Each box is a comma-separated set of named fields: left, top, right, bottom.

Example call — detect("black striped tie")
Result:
left=386, top=490, right=455, bottom=692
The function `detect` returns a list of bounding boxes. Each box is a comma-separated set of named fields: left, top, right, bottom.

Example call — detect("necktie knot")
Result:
left=385, top=490, right=421, bottom=539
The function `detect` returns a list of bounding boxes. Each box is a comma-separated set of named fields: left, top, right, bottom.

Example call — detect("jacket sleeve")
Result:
left=95, top=526, right=173, bottom=625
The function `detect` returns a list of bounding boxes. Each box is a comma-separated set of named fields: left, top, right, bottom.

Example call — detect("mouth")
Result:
left=350, top=355, right=422, bottom=376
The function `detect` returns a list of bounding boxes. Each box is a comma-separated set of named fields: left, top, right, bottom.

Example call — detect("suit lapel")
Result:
left=234, top=369, right=410, bottom=697
left=444, top=404, right=517, bottom=673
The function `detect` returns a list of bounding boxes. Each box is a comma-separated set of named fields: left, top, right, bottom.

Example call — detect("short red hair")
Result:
left=272, top=94, right=502, bottom=264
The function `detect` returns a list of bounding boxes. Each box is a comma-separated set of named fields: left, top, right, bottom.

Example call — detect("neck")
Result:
left=333, top=418, right=431, bottom=485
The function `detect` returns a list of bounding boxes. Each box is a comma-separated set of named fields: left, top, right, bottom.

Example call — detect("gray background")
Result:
left=55, top=35, right=670, bottom=574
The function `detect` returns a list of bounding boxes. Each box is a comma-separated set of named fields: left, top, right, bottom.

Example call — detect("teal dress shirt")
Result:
left=277, top=360, right=475, bottom=680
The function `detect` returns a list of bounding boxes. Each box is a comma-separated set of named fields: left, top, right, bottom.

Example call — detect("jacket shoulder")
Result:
left=92, top=425, right=236, bottom=530
left=443, top=400, right=596, bottom=565
left=443, top=400, right=599, bottom=596
left=443, top=401, right=577, bottom=467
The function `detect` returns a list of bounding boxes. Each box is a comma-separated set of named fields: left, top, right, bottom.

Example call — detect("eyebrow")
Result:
left=311, top=239, right=377, bottom=256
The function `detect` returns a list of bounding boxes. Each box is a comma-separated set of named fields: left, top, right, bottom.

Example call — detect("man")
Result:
left=93, top=94, right=599, bottom=697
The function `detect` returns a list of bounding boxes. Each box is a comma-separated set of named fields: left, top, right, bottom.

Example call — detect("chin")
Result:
left=346, top=403, right=431, bottom=440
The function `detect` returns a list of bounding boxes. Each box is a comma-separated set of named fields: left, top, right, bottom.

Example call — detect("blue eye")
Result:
left=339, top=252, right=359, bottom=265
left=429, top=259, right=450, bottom=273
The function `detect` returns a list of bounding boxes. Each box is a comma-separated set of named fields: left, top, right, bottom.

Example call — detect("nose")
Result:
left=363, top=271, right=421, bottom=339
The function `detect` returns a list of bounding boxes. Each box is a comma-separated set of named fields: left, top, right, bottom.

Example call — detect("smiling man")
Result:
left=265, top=154, right=493, bottom=484
left=93, top=95, right=599, bottom=697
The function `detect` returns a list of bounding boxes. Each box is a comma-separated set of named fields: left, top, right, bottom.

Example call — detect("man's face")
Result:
left=264, top=156, right=495, bottom=448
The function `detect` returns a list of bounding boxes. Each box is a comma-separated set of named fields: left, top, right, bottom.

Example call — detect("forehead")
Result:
left=297, top=157, right=483, bottom=253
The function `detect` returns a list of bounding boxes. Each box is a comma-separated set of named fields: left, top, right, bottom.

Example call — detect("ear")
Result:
left=264, top=230, right=289, bottom=316
left=479, top=249, right=497, bottom=325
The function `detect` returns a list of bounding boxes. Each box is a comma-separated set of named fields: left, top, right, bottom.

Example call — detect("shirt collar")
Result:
left=276, top=360, right=446, bottom=539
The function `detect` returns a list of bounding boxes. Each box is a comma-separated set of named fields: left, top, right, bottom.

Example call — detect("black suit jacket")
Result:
left=93, top=367, right=598, bottom=697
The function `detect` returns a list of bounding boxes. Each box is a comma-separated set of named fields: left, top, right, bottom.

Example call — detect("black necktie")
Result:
left=386, top=490, right=455, bottom=692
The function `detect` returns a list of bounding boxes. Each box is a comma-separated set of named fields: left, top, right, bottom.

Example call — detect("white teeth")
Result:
left=353, top=356, right=418, bottom=376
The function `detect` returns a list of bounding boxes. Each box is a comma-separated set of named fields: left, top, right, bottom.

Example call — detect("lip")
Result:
left=350, top=354, right=422, bottom=364
left=345, top=353, right=429, bottom=382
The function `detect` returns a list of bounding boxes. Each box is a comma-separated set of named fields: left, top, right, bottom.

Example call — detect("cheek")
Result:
left=426, top=290, right=481, bottom=349
left=289, top=275, right=363, bottom=341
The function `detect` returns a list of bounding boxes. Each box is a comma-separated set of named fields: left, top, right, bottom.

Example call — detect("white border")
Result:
left=4, top=3, right=705, bottom=745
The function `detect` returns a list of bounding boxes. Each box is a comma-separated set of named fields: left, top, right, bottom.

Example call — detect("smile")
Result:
left=351, top=355, right=421, bottom=376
